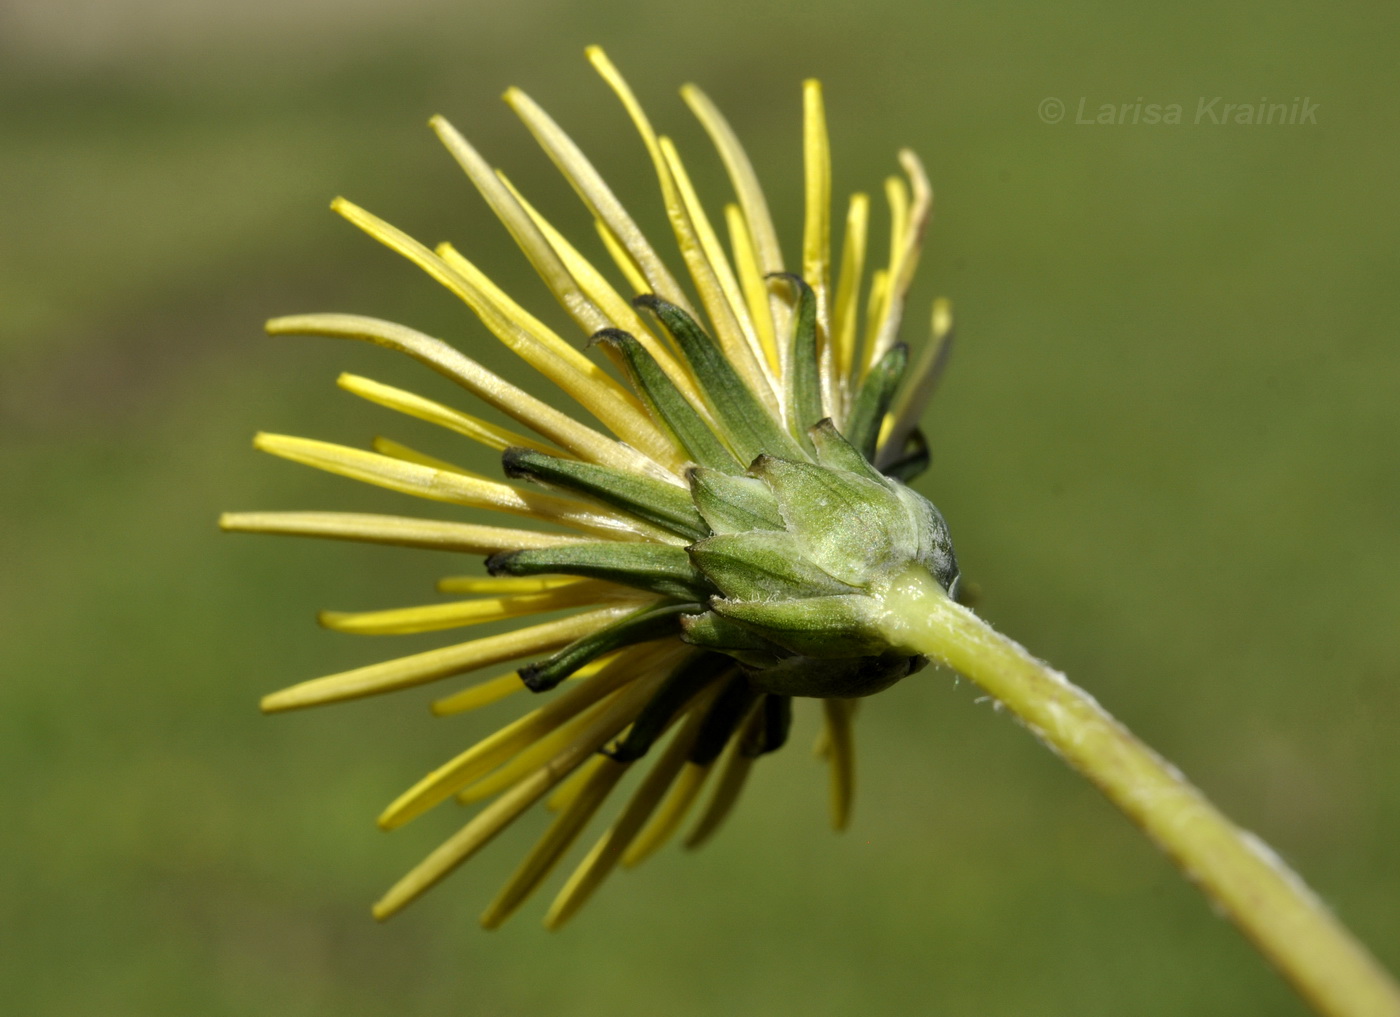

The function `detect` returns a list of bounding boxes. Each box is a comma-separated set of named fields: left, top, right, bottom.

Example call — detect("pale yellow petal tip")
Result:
left=932, top=297, right=953, bottom=336
left=371, top=899, right=395, bottom=922
left=375, top=810, right=405, bottom=833
left=898, top=148, right=929, bottom=179
left=264, top=315, right=310, bottom=336
left=542, top=904, right=574, bottom=931
left=259, top=688, right=301, bottom=714
left=428, top=698, right=468, bottom=717
left=260, top=672, right=355, bottom=713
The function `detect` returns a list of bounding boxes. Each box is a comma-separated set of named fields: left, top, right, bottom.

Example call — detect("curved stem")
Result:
left=878, top=566, right=1400, bottom=1017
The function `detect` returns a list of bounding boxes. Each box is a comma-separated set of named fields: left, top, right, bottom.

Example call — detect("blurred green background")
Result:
left=3, top=0, right=1397, bottom=1014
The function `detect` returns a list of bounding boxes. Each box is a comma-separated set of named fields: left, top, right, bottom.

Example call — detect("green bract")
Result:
left=496, top=408, right=960, bottom=700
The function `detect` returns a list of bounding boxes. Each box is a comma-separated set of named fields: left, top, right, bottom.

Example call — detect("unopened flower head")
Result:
left=222, top=46, right=958, bottom=929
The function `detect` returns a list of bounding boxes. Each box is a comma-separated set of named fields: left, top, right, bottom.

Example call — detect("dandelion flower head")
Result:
left=222, top=46, right=959, bottom=929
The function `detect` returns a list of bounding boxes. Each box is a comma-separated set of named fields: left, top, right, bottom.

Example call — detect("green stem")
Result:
left=878, top=565, right=1400, bottom=1017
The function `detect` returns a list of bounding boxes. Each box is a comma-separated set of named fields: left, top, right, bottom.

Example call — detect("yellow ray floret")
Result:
left=329, top=197, right=680, bottom=471
left=435, top=575, right=589, bottom=595
left=318, top=580, right=640, bottom=636
left=450, top=642, right=691, bottom=806
left=723, top=204, right=781, bottom=376
left=371, top=672, right=664, bottom=921
left=545, top=705, right=709, bottom=929
left=455, top=699, right=619, bottom=806
left=830, top=192, right=870, bottom=409
left=219, top=511, right=584, bottom=554
left=621, top=758, right=714, bottom=869
left=503, top=85, right=694, bottom=318
left=429, top=654, right=615, bottom=717
left=480, top=754, right=630, bottom=929
left=261, top=605, right=635, bottom=713
left=802, top=79, right=832, bottom=334
left=884, top=297, right=954, bottom=459
left=546, top=752, right=609, bottom=812
left=658, top=136, right=776, bottom=400
left=586, top=47, right=777, bottom=413
left=429, top=114, right=611, bottom=337
left=253, top=433, right=671, bottom=541
left=377, top=643, right=673, bottom=829
left=864, top=151, right=932, bottom=373
left=431, top=240, right=679, bottom=469
left=370, top=436, right=477, bottom=475
left=265, top=314, right=655, bottom=475
left=822, top=698, right=856, bottom=831
left=497, top=172, right=707, bottom=410
left=338, top=374, right=559, bottom=456
left=680, top=83, right=785, bottom=280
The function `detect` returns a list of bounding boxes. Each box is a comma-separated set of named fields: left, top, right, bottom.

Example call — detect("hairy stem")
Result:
left=878, top=565, right=1400, bottom=1017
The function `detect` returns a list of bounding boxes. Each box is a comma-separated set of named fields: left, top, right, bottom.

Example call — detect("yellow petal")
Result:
left=546, top=752, right=609, bottom=812
left=432, top=241, right=683, bottom=473
left=370, top=436, right=477, bottom=476
left=318, top=581, right=635, bottom=636
left=479, top=755, right=629, bottom=929
left=861, top=267, right=890, bottom=369
left=584, top=46, right=777, bottom=412
left=435, top=575, right=588, bottom=596
left=371, top=673, right=662, bottom=920
left=429, top=669, right=530, bottom=716
left=454, top=643, right=687, bottom=804
left=498, top=173, right=706, bottom=409
left=620, top=760, right=712, bottom=869
left=821, top=698, right=856, bottom=831
left=265, top=313, right=654, bottom=475
left=880, top=296, right=953, bottom=463
left=503, top=84, right=694, bottom=316
left=219, top=511, right=583, bottom=554
left=864, top=151, right=933, bottom=373
left=377, top=643, right=672, bottom=829
left=330, top=195, right=679, bottom=471
left=429, top=654, right=615, bottom=717
left=723, top=203, right=780, bottom=376
left=802, top=79, right=832, bottom=334
left=454, top=699, right=615, bottom=806
left=339, top=373, right=560, bottom=456
left=252, top=432, right=673, bottom=542
left=830, top=192, right=870, bottom=411
left=260, top=605, right=633, bottom=713
left=680, top=83, right=785, bottom=278
left=545, top=706, right=707, bottom=929
left=429, top=114, right=611, bottom=335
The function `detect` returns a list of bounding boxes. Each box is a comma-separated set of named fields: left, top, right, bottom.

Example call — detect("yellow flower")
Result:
left=221, top=46, right=956, bottom=930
